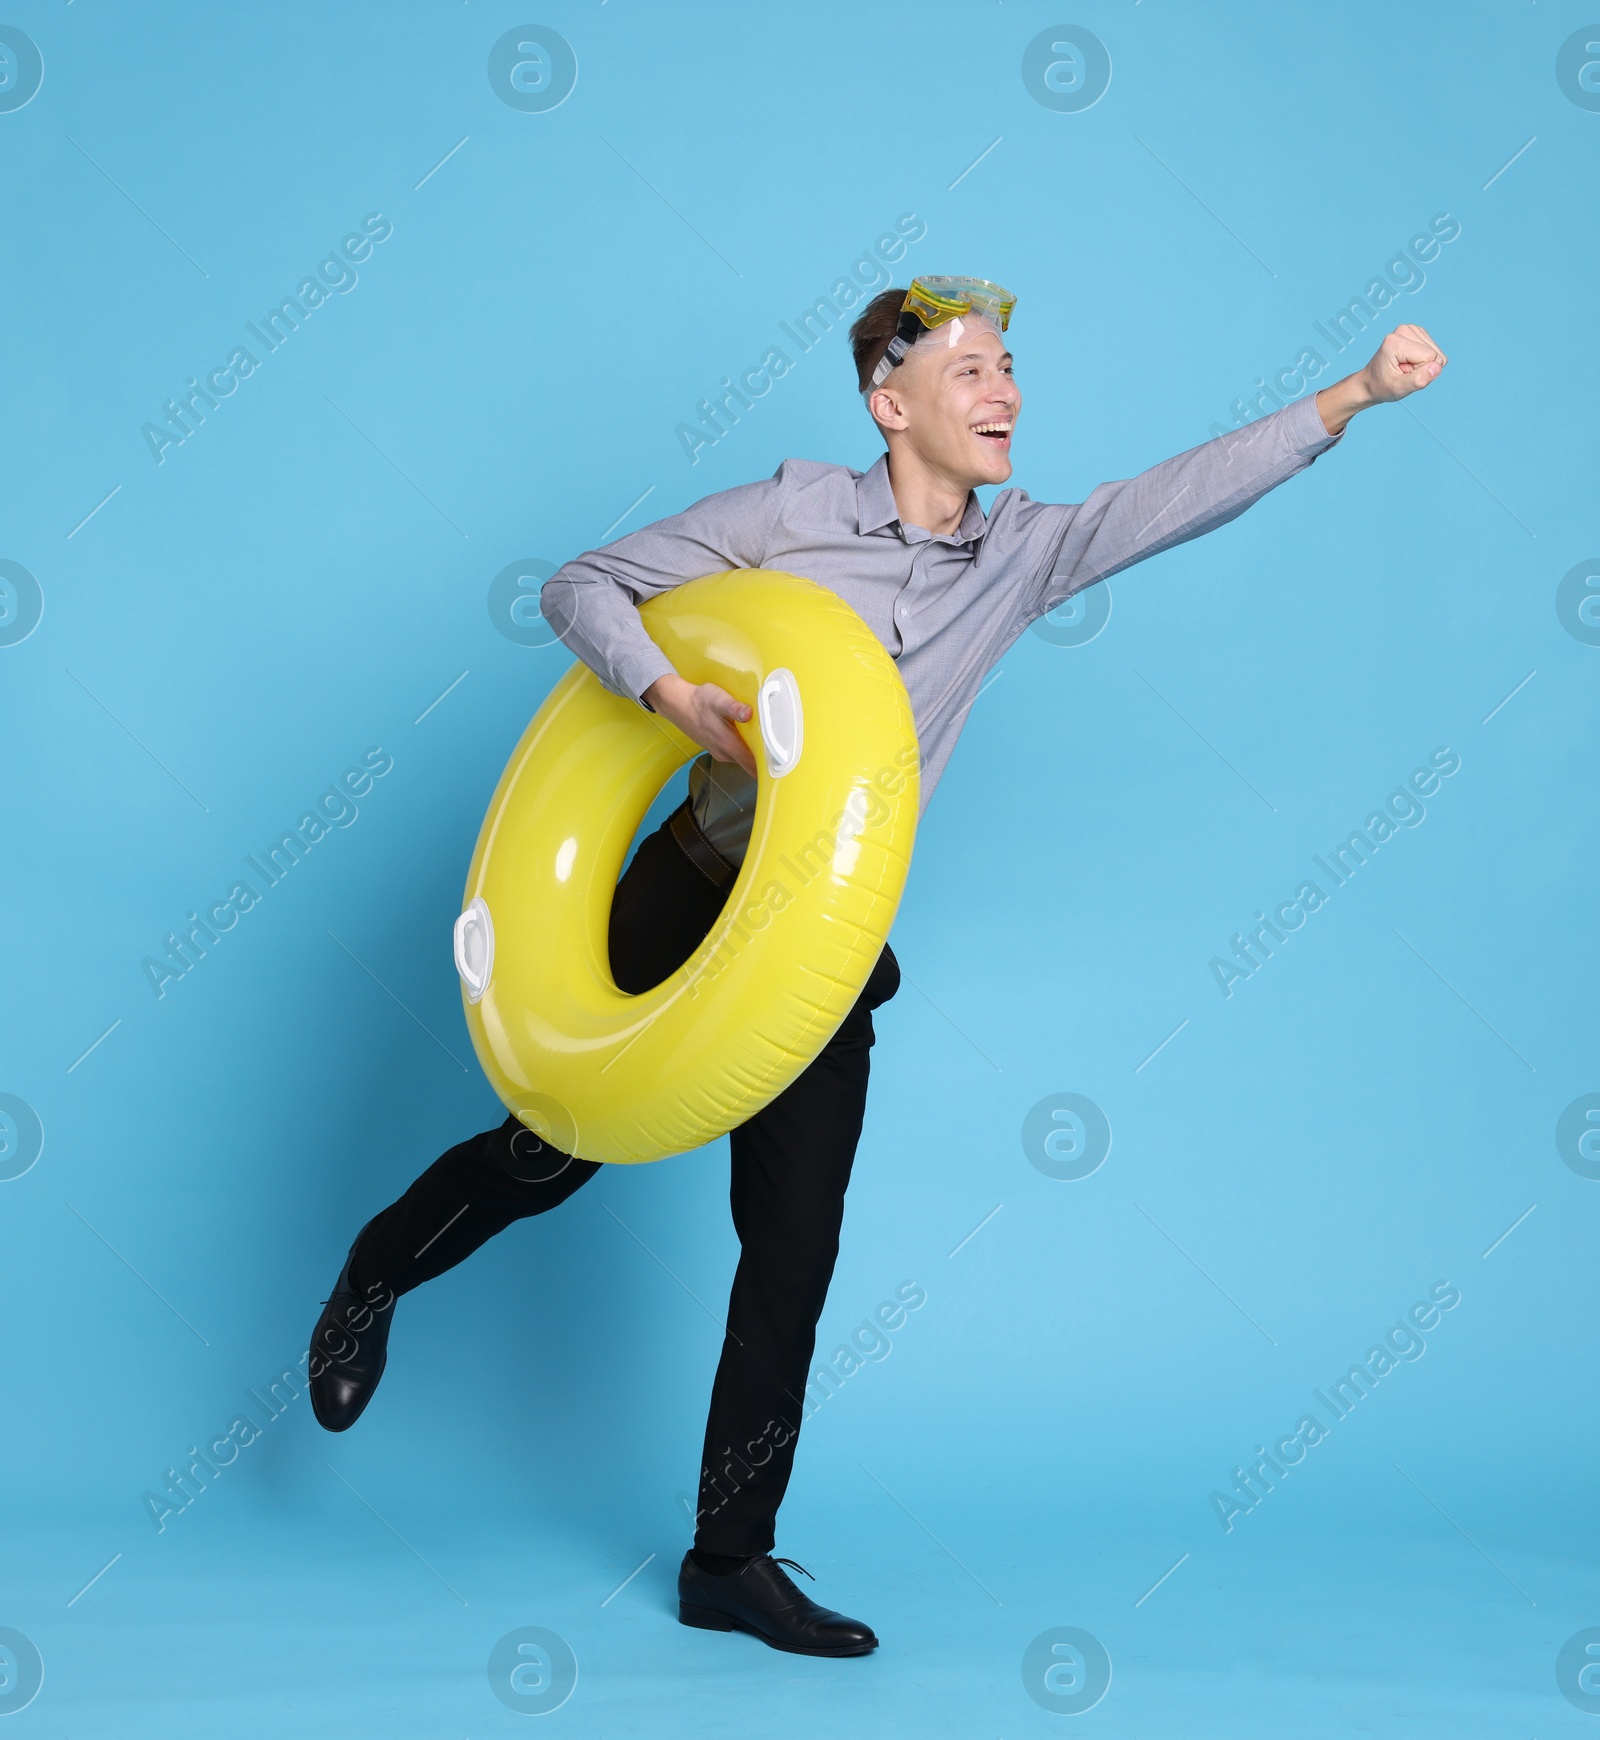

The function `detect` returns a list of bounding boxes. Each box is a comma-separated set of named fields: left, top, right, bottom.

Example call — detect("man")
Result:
left=308, top=277, right=1446, bottom=1656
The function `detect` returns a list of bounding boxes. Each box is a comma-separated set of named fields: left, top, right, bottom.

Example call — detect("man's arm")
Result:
left=1025, top=324, right=1448, bottom=622
left=540, top=472, right=787, bottom=776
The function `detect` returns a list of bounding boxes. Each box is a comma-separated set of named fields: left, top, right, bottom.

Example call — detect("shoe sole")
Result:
left=677, top=1601, right=876, bottom=1656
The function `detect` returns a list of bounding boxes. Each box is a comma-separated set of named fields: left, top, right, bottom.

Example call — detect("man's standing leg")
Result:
left=676, top=944, right=900, bottom=1654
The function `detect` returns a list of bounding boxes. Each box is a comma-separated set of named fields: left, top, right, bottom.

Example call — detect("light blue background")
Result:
left=3, top=3, right=1597, bottom=1734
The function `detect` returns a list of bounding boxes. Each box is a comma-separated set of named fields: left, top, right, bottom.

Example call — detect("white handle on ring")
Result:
left=757, top=668, right=803, bottom=778
left=454, top=896, right=495, bottom=1003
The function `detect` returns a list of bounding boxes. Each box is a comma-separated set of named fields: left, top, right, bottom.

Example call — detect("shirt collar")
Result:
left=855, top=453, right=988, bottom=544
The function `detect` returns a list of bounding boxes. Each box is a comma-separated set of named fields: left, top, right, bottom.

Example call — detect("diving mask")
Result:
left=866, top=276, right=1017, bottom=392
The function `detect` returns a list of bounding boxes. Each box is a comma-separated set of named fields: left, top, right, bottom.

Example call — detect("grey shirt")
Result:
left=541, top=393, right=1341, bottom=865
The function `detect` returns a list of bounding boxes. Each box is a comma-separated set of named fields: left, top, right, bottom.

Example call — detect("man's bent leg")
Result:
left=309, top=1117, right=597, bottom=1432
left=693, top=944, right=901, bottom=1558
left=310, top=801, right=732, bottom=1432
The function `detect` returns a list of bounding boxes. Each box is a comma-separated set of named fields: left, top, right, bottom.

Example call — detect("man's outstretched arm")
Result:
left=1023, top=323, right=1450, bottom=623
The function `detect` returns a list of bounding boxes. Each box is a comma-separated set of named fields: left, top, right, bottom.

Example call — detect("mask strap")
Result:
left=868, top=335, right=910, bottom=391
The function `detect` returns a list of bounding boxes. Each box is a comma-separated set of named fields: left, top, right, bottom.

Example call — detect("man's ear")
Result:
left=868, top=385, right=909, bottom=432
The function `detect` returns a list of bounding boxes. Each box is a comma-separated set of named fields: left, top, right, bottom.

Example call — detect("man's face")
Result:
left=870, top=322, right=1021, bottom=488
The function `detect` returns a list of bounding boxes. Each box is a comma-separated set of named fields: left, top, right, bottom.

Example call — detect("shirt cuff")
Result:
left=1281, top=389, right=1344, bottom=457
left=614, top=643, right=677, bottom=711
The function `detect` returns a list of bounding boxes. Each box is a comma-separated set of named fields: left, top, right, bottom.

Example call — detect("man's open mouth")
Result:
left=972, top=421, right=1013, bottom=443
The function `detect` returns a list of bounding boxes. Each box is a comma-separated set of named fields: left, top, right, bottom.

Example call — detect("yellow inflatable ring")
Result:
left=453, top=569, right=920, bottom=1165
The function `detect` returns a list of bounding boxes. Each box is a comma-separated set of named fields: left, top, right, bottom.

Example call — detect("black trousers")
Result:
left=347, top=808, right=900, bottom=1557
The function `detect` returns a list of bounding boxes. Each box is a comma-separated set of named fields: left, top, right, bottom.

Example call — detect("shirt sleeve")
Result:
left=540, top=469, right=786, bottom=706
left=1023, top=393, right=1343, bottom=623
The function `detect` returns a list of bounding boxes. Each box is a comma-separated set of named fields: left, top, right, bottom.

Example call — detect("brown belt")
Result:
left=668, top=800, right=737, bottom=889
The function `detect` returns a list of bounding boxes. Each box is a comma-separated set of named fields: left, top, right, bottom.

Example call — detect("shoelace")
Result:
left=770, top=1556, right=815, bottom=1582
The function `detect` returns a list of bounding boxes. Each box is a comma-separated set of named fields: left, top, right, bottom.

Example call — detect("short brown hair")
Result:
left=849, top=287, right=908, bottom=393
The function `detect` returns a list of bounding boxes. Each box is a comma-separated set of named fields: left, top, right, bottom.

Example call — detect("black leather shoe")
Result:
left=677, top=1551, right=878, bottom=1656
left=308, top=1227, right=396, bottom=1433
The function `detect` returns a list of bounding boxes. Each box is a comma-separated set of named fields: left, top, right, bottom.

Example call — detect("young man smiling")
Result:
left=308, top=278, right=1446, bottom=1657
